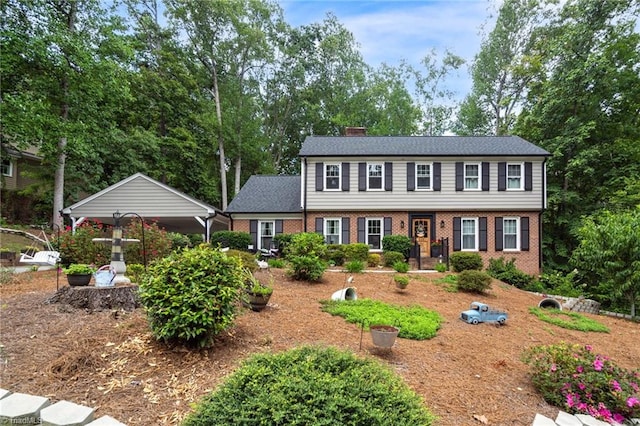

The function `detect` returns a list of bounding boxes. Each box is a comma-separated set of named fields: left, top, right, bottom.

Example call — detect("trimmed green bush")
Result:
left=210, top=231, right=251, bottom=251
left=450, top=252, right=483, bottom=272
left=225, top=249, right=258, bottom=272
left=393, top=260, right=410, bottom=273
left=344, top=260, right=365, bottom=273
left=273, top=233, right=294, bottom=256
left=383, top=251, right=404, bottom=267
left=285, top=233, right=327, bottom=281
left=183, top=346, right=436, bottom=426
left=367, top=253, right=381, bottom=267
left=486, top=257, right=534, bottom=289
left=139, top=245, right=245, bottom=348
left=382, top=234, right=411, bottom=258
left=342, top=243, right=370, bottom=262
left=326, top=244, right=345, bottom=266
left=434, top=262, right=447, bottom=273
left=457, top=270, right=492, bottom=293
left=286, top=255, right=326, bottom=282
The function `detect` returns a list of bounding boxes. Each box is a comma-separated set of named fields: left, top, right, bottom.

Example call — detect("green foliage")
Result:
left=450, top=252, right=483, bottom=272
left=434, top=263, right=447, bottom=273
left=0, top=267, right=16, bottom=285
left=344, top=260, right=365, bottom=273
left=168, top=232, right=192, bottom=250
left=58, top=222, right=111, bottom=267
left=285, top=233, right=327, bottom=281
left=62, top=264, right=96, bottom=275
left=123, top=220, right=173, bottom=265
left=342, top=243, right=370, bottom=262
left=522, top=343, right=639, bottom=423
left=325, top=244, right=345, bottom=266
left=457, top=270, right=492, bottom=293
left=383, top=251, right=405, bottom=267
left=273, top=233, right=293, bottom=255
left=321, top=299, right=442, bottom=340
left=286, top=233, right=327, bottom=258
left=528, top=307, right=610, bottom=333
left=210, top=231, right=251, bottom=251
left=225, top=249, right=257, bottom=272
left=393, top=261, right=409, bottom=273
left=367, top=253, right=381, bottom=267
left=533, top=270, right=582, bottom=298
left=126, top=264, right=145, bottom=284
left=486, top=257, right=534, bottom=289
left=139, top=245, right=245, bottom=348
left=183, top=346, right=436, bottom=426
left=393, top=274, right=409, bottom=288
left=434, top=274, right=458, bottom=292
left=267, top=258, right=285, bottom=269
left=243, top=269, right=273, bottom=296
left=382, top=235, right=411, bottom=258
left=286, top=256, right=326, bottom=282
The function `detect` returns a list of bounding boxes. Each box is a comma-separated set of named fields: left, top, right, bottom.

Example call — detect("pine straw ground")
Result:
left=1, top=268, right=638, bottom=426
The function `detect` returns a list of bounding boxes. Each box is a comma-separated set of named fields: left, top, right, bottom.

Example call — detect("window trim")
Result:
left=366, top=217, right=383, bottom=251
left=367, top=162, right=384, bottom=191
left=258, top=220, right=275, bottom=251
left=324, top=162, right=341, bottom=191
left=1, top=158, right=13, bottom=177
left=461, top=217, right=478, bottom=251
left=324, top=218, right=341, bottom=245
left=506, top=162, right=524, bottom=190
left=503, top=217, right=520, bottom=251
left=415, top=162, right=432, bottom=191
left=464, top=162, right=481, bottom=191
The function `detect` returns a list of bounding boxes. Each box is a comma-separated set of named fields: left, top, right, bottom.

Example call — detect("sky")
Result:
left=279, top=0, right=500, bottom=99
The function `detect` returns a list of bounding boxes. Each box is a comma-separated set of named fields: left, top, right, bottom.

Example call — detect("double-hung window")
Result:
left=325, top=163, right=340, bottom=190
left=416, top=163, right=431, bottom=190
left=462, top=218, right=478, bottom=251
left=324, top=218, right=341, bottom=245
left=507, top=163, right=523, bottom=190
left=1, top=158, right=12, bottom=177
left=368, top=163, right=383, bottom=190
left=259, top=221, right=274, bottom=251
left=367, top=218, right=382, bottom=250
left=503, top=218, right=519, bottom=250
left=464, top=163, right=480, bottom=189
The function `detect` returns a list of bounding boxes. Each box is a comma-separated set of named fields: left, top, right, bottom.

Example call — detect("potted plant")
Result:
left=393, top=274, right=409, bottom=291
left=431, top=239, right=442, bottom=257
left=63, top=263, right=96, bottom=286
left=370, top=325, right=400, bottom=349
left=243, top=269, right=273, bottom=312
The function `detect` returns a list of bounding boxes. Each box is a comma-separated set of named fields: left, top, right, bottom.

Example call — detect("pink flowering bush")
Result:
left=522, top=342, right=640, bottom=423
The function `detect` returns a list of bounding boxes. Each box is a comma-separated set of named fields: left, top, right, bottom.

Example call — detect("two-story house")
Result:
left=226, top=130, right=550, bottom=274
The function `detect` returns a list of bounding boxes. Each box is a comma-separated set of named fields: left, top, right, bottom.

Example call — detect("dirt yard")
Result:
left=1, top=268, right=638, bottom=425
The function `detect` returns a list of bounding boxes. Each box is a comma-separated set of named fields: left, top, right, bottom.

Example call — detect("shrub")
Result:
left=285, top=233, right=327, bottom=281
left=273, top=233, right=294, bottom=256
left=393, top=261, right=409, bottom=273
left=342, top=243, right=370, bottom=262
left=434, top=263, right=447, bottom=273
left=285, top=233, right=327, bottom=258
left=325, top=244, right=345, bottom=266
left=383, top=251, right=404, bottom=267
left=225, top=249, right=257, bottom=272
left=126, top=263, right=145, bottom=284
left=535, top=270, right=582, bottom=297
left=286, top=255, right=326, bottom=282
left=268, top=258, right=285, bottom=269
left=344, top=260, right=365, bottom=273
left=457, top=270, right=492, bottom=293
left=522, top=343, right=640, bottom=424
left=210, top=231, right=251, bottom=251
left=168, top=232, right=192, bottom=250
left=367, top=253, right=381, bottom=267
left=123, top=220, right=173, bottom=265
left=57, top=221, right=111, bottom=266
left=486, top=257, right=534, bottom=289
left=394, top=274, right=409, bottom=288
left=450, top=252, right=483, bottom=272
left=139, top=245, right=245, bottom=348
left=382, top=235, right=411, bottom=258
left=183, top=346, right=436, bottom=426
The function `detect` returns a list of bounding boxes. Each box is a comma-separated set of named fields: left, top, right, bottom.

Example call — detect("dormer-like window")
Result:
left=325, top=163, right=340, bottom=190
left=368, top=163, right=383, bottom=190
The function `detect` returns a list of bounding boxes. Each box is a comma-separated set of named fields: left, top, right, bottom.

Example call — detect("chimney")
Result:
left=344, top=127, right=367, bottom=137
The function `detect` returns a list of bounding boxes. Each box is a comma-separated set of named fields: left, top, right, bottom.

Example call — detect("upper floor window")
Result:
left=464, top=163, right=480, bottom=189
left=367, top=218, right=382, bottom=250
left=503, top=217, right=520, bottom=250
left=368, top=163, right=383, bottom=190
left=325, top=163, right=340, bottom=190
left=324, top=218, right=341, bottom=245
left=1, top=158, right=13, bottom=177
left=416, top=163, right=431, bottom=190
left=462, top=218, right=478, bottom=251
left=259, top=221, right=274, bottom=251
left=507, top=163, right=523, bottom=190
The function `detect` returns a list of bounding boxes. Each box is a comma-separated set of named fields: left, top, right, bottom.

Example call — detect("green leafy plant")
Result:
left=383, top=251, right=404, bottom=267
left=244, top=269, right=273, bottom=296
left=367, top=253, right=381, bottom=267
left=434, top=262, right=447, bottom=273
left=225, top=249, right=258, bottom=272
left=341, top=243, right=370, bottom=262
left=486, top=257, right=534, bottom=289
left=344, top=260, right=365, bottom=273
left=183, top=346, right=436, bottom=426
left=450, top=252, right=483, bottom=272
left=285, top=233, right=327, bottom=281
left=62, top=263, right=96, bottom=275
left=534, top=270, right=582, bottom=298
left=393, top=260, right=409, bottom=273
left=435, top=274, right=458, bottom=292
left=528, top=307, right=610, bottom=333
left=325, top=244, right=345, bottom=266
left=126, top=263, right=145, bottom=283
left=321, top=298, right=442, bottom=340
left=209, top=230, right=251, bottom=251
left=393, top=274, right=409, bottom=288
left=522, top=343, right=640, bottom=423
left=457, top=270, right=492, bottom=293
left=382, top=234, right=411, bottom=258
left=139, top=244, right=245, bottom=348
left=267, top=258, right=285, bottom=269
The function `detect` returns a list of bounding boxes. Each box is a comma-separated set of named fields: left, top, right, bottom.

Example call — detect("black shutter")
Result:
left=479, top=217, right=487, bottom=251
left=453, top=217, right=461, bottom=251
left=482, top=162, right=490, bottom=191
left=358, top=163, right=366, bottom=191
left=495, top=217, right=503, bottom=251
left=275, top=220, right=283, bottom=235
left=455, top=162, right=463, bottom=191
left=250, top=220, right=258, bottom=248
left=315, top=163, right=323, bottom=191
left=524, top=162, right=532, bottom=191
left=384, top=217, right=392, bottom=236
left=342, top=162, right=350, bottom=191
left=433, top=162, right=441, bottom=191
left=521, top=217, right=530, bottom=251
left=315, top=217, right=323, bottom=235
left=498, top=162, right=506, bottom=191
left=407, top=162, right=415, bottom=191
left=385, top=162, right=393, bottom=191
left=357, top=217, right=366, bottom=243
left=342, top=217, right=350, bottom=244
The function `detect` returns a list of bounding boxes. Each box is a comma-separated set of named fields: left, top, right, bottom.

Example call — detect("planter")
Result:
left=67, top=274, right=92, bottom=287
left=431, top=245, right=442, bottom=258
left=245, top=292, right=272, bottom=312
left=370, top=325, right=399, bottom=348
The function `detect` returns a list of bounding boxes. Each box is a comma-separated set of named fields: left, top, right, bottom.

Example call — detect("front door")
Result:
left=413, top=218, right=431, bottom=257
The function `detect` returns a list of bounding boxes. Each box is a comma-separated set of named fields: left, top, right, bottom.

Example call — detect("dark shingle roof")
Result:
left=299, top=135, right=550, bottom=157
left=226, top=175, right=301, bottom=213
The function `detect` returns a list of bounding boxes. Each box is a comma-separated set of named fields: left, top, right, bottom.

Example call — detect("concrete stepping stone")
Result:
left=40, top=400, right=94, bottom=426
left=86, top=415, right=127, bottom=426
left=0, top=392, right=49, bottom=425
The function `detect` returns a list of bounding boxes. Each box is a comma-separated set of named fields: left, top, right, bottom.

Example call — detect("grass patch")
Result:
left=321, top=298, right=442, bottom=340
left=529, top=307, right=610, bottom=333
left=434, top=273, right=458, bottom=292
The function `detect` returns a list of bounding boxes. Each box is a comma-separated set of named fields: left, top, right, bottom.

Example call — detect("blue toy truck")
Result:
left=460, top=301, right=508, bottom=325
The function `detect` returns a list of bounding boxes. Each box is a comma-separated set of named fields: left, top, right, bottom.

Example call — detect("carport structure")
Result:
left=62, top=173, right=229, bottom=240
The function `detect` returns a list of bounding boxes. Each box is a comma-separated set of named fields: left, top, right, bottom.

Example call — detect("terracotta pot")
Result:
left=67, top=274, right=92, bottom=286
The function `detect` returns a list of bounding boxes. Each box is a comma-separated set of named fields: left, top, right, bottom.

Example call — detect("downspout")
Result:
left=539, top=157, right=548, bottom=273
left=302, top=157, right=308, bottom=232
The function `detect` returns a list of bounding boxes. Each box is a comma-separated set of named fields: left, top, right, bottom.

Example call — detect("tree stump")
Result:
left=46, top=284, right=140, bottom=311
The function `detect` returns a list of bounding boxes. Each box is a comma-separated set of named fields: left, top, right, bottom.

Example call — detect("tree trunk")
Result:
left=46, top=285, right=140, bottom=311
left=212, top=58, right=228, bottom=211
